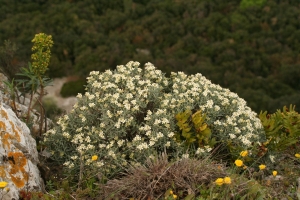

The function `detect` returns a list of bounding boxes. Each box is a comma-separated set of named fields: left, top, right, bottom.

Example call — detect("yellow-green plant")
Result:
left=259, top=104, right=300, bottom=152
left=174, top=109, right=216, bottom=149
left=31, top=33, right=53, bottom=76
left=16, top=33, right=53, bottom=136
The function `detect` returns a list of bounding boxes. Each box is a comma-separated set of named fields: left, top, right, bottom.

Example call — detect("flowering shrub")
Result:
left=43, top=61, right=265, bottom=184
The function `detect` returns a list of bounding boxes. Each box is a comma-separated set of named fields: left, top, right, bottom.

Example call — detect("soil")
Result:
left=43, top=77, right=78, bottom=113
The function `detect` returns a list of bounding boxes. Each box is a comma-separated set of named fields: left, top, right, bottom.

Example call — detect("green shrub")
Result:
left=60, top=79, right=86, bottom=98
left=174, top=109, right=216, bottom=151
left=42, top=97, right=63, bottom=120
left=258, top=104, right=300, bottom=163
left=43, top=61, right=265, bottom=188
left=240, top=0, right=266, bottom=8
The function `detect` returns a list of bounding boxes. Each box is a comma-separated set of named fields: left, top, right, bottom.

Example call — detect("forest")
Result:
left=0, top=0, right=300, bottom=113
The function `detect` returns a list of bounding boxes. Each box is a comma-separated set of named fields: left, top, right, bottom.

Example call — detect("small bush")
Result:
left=100, top=153, right=227, bottom=199
left=259, top=105, right=300, bottom=152
left=101, top=153, right=268, bottom=200
left=42, top=97, right=63, bottom=120
left=43, top=61, right=265, bottom=189
left=0, top=40, right=22, bottom=81
left=60, top=79, right=86, bottom=97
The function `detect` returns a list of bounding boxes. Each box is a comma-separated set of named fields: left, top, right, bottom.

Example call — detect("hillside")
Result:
left=0, top=0, right=300, bottom=112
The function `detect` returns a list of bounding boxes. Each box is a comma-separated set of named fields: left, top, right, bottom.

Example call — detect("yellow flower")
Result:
left=240, top=150, right=248, bottom=157
left=235, top=159, right=243, bottom=167
left=0, top=182, right=8, bottom=188
left=215, top=178, right=224, bottom=186
left=92, top=155, right=98, bottom=161
left=295, top=153, right=300, bottom=158
left=224, top=176, right=231, bottom=184
left=259, top=164, right=266, bottom=170
left=169, top=190, right=173, bottom=195
left=272, top=171, right=277, bottom=176
left=173, top=194, right=177, bottom=199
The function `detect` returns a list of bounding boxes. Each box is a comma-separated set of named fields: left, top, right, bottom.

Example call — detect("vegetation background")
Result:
left=0, top=0, right=300, bottom=113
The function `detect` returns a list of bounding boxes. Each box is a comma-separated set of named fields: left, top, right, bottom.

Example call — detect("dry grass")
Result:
left=99, top=153, right=227, bottom=200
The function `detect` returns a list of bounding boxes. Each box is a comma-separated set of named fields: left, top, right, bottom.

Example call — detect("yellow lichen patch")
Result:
left=9, top=121, right=21, bottom=142
left=8, top=152, right=27, bottom=168
left=0, top=166, right=7, bottom=179
left=7, top=152, right=28, bottom=188
left=9, top=166, right=18, bottom=174
left=1, top=133, right=12, bottom=150
left=0, top=121, right=6, bottom=131
left=0, top=109, right=8, bottom=120
left=10, top=174, right=25, bottom=188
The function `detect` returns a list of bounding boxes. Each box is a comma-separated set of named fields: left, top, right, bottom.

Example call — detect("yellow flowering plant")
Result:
left=215, top=177, right=231, bottom=186
left=92, top=155, right=98, bottom=161
left=16, top=33, right=53, bottom=136
left=240, top=150, right=248, bottom=157
left=235, top=159, right=243, bottom=167
left=259, top=164, right=266, bottom=170
left=224, top=177, right=231, bottom=184
left=215, top=178, right=224, bottom=186
left=31, top=33, right=53, bottom=76
left=0, top=181, right=7, bottom=188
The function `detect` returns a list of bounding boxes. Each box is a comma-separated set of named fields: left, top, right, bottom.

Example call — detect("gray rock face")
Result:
left=0, top=74, right=44, bottom=199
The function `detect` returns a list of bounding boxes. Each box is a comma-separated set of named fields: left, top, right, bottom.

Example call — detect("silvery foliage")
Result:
left=44, top=61, right=265, bottom=177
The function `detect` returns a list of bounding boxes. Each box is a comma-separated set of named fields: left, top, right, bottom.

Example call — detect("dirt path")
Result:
left=44, top=77, right=77, bottom=113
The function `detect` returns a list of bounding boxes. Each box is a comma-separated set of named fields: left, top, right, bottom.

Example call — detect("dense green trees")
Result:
left=0, top=0, right=299, bottom=113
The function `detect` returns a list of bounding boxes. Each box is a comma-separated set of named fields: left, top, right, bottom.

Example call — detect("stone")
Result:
left=0, top=103, right=44, bottom=199
left=0, top=73, right=44, bottom=199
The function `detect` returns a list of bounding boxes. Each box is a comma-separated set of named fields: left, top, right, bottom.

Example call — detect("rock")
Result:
left=0, top=73, right=45, bottom=199
left=0, top=103, right=44, bottom=199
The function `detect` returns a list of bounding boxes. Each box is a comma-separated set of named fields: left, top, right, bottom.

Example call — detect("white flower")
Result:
left=89, top=103, right=95, bottom=108
left=62, top=132, right=70, bottom=139
left=182, top=154, right=189, bottom=159
left=107, top=110, right=113, bottom=118
left=165, top=141, right=171, bottom=147
left=229, top=133, right=236, bottom=139
left=196, top=148, right=205, bottom=154
left=168, top=132, right=175, bottom=137
left=96, top=161, right=104, bottom=167
left=137, top=142, right=148, bottom=150
left=80, top=106, right=87, bottom=111
left=133, top=135, right=142, bottom=141
left=214, top=105, right=220, bottom=111
left=154, top=119, right=161, bottom=125
left=269, top=155, right=275, bottom=163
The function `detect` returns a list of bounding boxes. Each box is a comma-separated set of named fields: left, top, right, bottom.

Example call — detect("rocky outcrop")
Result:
left=0, top=74, right=44, bottom=199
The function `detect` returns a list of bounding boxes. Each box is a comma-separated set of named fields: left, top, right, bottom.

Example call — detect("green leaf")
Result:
left=182, top=131, right=191, bottom=139
left=201, top=128, right=211, bottom=138
left=184, top=194, right=195, bottom=200
left=175, top=110, right=191, bottom=123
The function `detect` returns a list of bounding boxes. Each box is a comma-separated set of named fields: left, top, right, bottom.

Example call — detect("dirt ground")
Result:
left=44, top=77, right=77, bottom=113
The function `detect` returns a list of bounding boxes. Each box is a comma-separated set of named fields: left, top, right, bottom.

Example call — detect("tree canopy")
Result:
left=0, top=0, right=299, bottom=113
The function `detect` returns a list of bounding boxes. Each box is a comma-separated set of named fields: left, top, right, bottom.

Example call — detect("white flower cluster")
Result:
left=44, top=61, right=265, bottom=177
